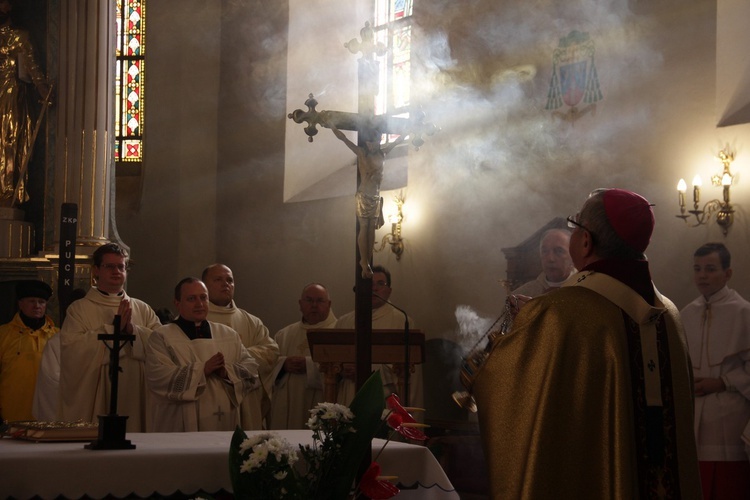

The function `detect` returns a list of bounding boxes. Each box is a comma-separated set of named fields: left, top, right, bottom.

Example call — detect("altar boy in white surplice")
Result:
left=145, top=278, right=259, bottom=432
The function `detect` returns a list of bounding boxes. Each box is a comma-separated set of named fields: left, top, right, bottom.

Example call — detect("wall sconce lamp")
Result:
left=375, top=192, right=405, bottom=260
left=676, top=148, right=736, bottom=235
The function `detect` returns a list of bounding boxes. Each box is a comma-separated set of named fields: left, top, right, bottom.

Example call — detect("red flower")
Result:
left=359, top=462, right=400, bottom=499
left=385, top=394, right=414, bottom=420
left=385, top=394, right=428, bottom=441
left=386, top=411, right=404, bottom=429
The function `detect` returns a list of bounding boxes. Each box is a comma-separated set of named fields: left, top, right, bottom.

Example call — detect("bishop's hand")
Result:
left=511, top=294, right=532, bottom=316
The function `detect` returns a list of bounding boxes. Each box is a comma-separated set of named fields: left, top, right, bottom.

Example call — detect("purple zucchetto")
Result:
left=602, top=189, right=655, bottom=253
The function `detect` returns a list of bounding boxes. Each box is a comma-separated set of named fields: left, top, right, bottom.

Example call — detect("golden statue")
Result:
left=0, top=0, right=51, bottom=207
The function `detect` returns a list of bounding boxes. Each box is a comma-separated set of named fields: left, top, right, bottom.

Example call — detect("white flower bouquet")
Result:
left=229, top=371, right=428, bottom=499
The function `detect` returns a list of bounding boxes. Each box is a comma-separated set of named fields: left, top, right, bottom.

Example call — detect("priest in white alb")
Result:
left=335, top=265, right=422, bottom=409
left=59, top=244, right=161, bottom=431
left=267, top=283, right=336, bottom=429
left=203, top=264, right=278, bottom=430
left=145, top=277, right=259, bottom=432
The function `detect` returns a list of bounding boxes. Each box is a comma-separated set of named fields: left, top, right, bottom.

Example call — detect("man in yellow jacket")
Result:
left=0, top=280, right=58, bottom=421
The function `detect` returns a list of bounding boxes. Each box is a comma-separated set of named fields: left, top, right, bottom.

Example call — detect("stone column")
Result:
left=53, top=0, right=115, bottom=252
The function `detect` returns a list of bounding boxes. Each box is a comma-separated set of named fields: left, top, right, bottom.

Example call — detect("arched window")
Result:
left=373, top=0, right=412, bottom=122
left=115, top=0, right=145, bottom=166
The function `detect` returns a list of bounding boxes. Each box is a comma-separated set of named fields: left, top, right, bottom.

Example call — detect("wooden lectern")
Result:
left=308, top=329, right=425, bottom=404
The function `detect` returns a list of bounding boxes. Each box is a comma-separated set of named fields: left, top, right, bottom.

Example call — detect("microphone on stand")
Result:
left=371, top=292, right=411, bottom=407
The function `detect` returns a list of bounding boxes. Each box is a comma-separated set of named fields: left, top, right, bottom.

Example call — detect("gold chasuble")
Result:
left=474, top=271, right=700, bottom=499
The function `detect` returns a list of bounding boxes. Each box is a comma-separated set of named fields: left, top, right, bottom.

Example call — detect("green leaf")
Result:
left=324, top=371, right=386, bottom=500
left=228, top=426, right=252, bottom=497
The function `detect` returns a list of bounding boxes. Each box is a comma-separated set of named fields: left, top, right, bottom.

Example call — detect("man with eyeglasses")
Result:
left=266, top=283, right=337, bottom=429
left=512, top=228, right=576, bottom=300
left=59, top=243, right=161, bottom=431
left=203, top=263, right=278, bottom=430
left=334, top=265, right=422, bottom=411
left=474, top=189, right=700, bottom=499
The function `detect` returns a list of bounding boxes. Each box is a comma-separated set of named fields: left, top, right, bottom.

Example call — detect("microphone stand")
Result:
left=373, top=293, right=411, bottom=407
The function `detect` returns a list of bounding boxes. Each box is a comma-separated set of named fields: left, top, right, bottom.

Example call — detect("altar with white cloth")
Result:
left=0, top=429, right=458, bottom=499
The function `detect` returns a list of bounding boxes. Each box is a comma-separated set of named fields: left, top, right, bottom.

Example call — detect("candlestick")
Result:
left=692, top=175, right=702, bottom=207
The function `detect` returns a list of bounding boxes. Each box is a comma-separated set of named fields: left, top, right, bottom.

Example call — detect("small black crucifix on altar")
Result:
left=288, top=22, right=434, bottom=404
left=85, top=315, right=137, bottom=450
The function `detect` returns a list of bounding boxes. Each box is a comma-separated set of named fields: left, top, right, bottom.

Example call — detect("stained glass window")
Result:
left=373, top=0, right=412, bottom=123
left=115, top=0, right=145, bottom=163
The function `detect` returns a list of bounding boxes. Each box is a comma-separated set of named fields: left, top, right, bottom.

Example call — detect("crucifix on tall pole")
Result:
left=288, top=21, right=434, bottom=396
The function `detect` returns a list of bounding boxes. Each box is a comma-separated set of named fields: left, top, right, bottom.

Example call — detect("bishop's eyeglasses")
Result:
left=566, top=214, right=590, bottom=233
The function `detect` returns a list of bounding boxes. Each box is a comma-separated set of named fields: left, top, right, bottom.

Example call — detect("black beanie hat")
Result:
left=16, top=280, right=53, bottom=301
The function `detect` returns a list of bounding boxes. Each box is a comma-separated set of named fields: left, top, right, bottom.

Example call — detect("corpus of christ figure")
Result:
left=288, top=20, right=434, bottom=395
left=322, top=113, right=406, bottom=278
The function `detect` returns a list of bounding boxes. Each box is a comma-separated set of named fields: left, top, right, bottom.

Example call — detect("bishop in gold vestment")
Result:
left=474, top=189, right=700, bottom=499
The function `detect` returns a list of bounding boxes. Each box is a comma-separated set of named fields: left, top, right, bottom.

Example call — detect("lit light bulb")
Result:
left=677, top=179, right=686, bottom=209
